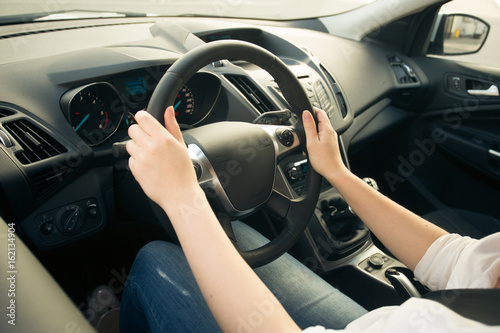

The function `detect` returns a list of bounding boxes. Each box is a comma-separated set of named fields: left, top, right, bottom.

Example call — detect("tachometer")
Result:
left=63, top=83, right=125, bottom=146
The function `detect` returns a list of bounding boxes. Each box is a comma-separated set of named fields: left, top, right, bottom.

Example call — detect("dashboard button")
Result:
left=368, top=254, right=385, bottom=269
left=41, top=222, right=54, bottom=235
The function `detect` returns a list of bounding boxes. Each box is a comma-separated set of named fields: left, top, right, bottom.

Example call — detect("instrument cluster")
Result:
left=61, top=69, right=221, bottom=146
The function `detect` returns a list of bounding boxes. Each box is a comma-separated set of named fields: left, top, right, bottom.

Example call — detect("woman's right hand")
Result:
left=126, top=107, right=203, bottom=212
left=302, top=108, right=349, bottom=183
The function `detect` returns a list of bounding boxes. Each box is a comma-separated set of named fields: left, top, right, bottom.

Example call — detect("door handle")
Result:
left=467, top=85, right=499, bottom=97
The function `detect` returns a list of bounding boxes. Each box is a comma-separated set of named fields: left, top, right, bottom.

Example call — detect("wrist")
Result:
left=160, top=183, right=208, bottom=215
left=324, top=165, right=351, bottom=187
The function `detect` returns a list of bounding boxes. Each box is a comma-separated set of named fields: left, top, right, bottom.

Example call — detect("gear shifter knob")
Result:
left=362, top=177, right=379, bottom=191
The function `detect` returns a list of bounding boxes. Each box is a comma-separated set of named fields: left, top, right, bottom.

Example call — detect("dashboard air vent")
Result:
left=320, top=65, right=348, bottom=118
left=33, top=163, right=72, bottom=199
left=3, top=120, right=67, bottom=164
left=335, top=91, right=348, bottom=118
left=0, top=108, right=15, bottom=118
left=388, top=55, right=418, bottom=85
left=225, top=75, right=274, bottom=113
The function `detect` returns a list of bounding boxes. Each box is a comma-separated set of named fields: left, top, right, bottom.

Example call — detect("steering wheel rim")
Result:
left=147, top=40, right=322, bottom=267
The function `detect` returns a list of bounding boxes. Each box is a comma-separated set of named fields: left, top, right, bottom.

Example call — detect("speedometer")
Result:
left=63, top=83, right=125, bottom=146
left=173, top=85, right=195, bottom=125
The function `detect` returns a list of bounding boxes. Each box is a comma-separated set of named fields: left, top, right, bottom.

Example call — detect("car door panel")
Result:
left=415, top=57, right=500, bottom=180
left=381, top=56, right=500, bottom=222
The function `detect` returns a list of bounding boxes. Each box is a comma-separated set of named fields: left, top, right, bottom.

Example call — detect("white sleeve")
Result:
left=414, top=232, right=500, bottom=290
left=302, top=232, right=500, bottom=333
left=303, top=298, right=498, bottom=333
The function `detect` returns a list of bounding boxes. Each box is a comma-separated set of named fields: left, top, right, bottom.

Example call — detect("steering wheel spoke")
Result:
left=187, top=143, right=258, bottom=218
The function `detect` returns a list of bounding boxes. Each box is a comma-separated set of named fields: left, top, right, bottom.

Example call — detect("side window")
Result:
left=427, top=0, right=499, bottom=68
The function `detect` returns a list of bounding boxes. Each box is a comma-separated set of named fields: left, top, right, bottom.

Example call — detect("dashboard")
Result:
left=0, top=17, right=416, bottom=250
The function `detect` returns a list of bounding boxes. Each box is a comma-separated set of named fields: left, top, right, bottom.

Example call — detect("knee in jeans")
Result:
left=138, top=241, right=182, bottom=261
left=128, top=241, right=184, bottom=281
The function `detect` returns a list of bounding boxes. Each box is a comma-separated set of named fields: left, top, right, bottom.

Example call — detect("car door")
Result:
left=371, top=0, right=500, bottom=234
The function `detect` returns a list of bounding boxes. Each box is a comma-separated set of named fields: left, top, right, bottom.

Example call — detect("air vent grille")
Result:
left=3, top=120, right=67, bottom=164
left=388, top=56, right=418, bottom=85
left=226, top=75, right=274, bottom=113
left=320, top=65, right=348, bottom=118
left=335, top=91, right=348, bottom=118
left=0, top=108, right=14, bottom=118
left=33, top=163, right=72, bottom=199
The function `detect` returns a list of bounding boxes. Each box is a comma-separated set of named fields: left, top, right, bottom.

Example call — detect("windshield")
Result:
left=0, top=0, right=375, bottom=22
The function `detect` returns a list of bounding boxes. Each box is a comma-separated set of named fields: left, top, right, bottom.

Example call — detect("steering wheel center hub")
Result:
left=184, top=122, right=276, bottom=211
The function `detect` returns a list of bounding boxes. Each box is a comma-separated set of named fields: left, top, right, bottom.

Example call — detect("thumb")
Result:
left=302, top=111, right=318, bottom=144
left=164, top=106, right=184, bottom=143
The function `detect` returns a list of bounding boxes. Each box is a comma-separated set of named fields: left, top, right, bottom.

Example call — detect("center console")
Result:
left=279, top=147, right=425, bottom=307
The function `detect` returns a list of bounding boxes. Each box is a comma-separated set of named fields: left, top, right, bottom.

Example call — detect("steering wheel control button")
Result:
left=276, top=128, right=294, bottom=147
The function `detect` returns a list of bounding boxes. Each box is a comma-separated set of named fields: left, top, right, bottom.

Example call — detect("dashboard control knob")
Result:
left=287, top=167, right=300, bottom=180
left=87, top=204, right=98, bottom=218
left=58, top=205, right=84, bottom=234
left=193, top=162, right=203, bottom=180
left=41, top=222, right=54, bottom=235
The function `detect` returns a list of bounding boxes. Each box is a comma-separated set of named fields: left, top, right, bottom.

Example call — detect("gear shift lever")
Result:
left=315, top=177, right=377, bottom=254
left=342, top=177, right=379, bottom=216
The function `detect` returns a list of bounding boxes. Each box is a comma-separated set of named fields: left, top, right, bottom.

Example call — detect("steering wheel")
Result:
left=147, top=40, right=322, bottom=267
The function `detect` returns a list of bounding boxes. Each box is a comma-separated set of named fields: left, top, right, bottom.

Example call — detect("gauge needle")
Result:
left=74, top=114, right=90, bottom=132
left=174, top=100, right=181, bottom=110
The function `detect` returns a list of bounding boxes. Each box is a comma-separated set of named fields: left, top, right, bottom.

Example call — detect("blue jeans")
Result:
left=120, top=221, right=367, bottom=332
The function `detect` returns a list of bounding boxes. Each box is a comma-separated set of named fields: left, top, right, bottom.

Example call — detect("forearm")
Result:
left=163, top=188, right=300, bottom=333
left=303, top=109, right=447, bottom=270
left=326, top=168, right=448, bottom=270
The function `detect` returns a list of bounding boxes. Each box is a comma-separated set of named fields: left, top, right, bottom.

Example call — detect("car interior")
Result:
left=0, top=0, right=499, bottom=331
